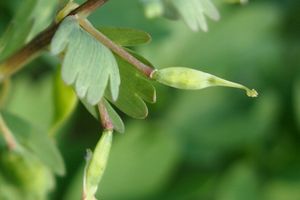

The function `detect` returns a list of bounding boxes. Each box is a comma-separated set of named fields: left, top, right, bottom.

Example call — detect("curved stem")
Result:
left=0, top=79, right=11, bottom=108
left=79, top=19, right=155, bottom=77
left=98, top=100, right=114, bottom=131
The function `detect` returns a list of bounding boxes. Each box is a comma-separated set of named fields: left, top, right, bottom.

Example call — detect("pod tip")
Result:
left=246, top=89, right=258, bottom=98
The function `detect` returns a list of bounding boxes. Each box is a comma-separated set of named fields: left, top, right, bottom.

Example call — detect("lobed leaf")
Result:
left=141, top=0, right=220, bottom=32
left=105, top=55, right=156, bottom=119
left=98, top=27, right=151, bottom=46
left=0, top=111, right=65, bottom=175
left=51, top=16, right=120, bottom=106
left=170, top=0, right=220, bottom=32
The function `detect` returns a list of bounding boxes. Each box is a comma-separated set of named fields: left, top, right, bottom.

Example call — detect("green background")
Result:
left=1, top=0, right=300, bottom=199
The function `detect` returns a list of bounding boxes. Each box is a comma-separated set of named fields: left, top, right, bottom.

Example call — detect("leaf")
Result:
left=50, top=67, right=78, bottom=136
left=0, top=0, right=58, bottom=61
left=0, top=0, right=36, bottom=61
left=51, top=16, right=120, bottom=106
left=99, top=27, right=151, bottom=46
left=0, top=149, right=55, bottom=199
left=81, top=99, right=125, bottom=133
left=152, top=67, right=258, bottom=97
left=141, top=0, right=220, bottom=32
left=0, top=111, right=65, bottom=175
left=105, top=55, right=156, bottom=119
left=170, top=0, right=220, bottom=32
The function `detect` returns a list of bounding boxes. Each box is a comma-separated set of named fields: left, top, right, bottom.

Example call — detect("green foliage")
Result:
left=0, top=149, right=55, bottom=200
left=0, top=111, right=65, bottom=175
left=51, top=16, right=120, bottom=105
left=50, top=66, right=78, bottom=135
left=0, top=0, right=36, bottom=61
left=105, top=56, right=156, bottom=119
left=81, top=98, right=125, bottom=133
left=1, top=0, right=299, bottom=200
left=0, top=0, right=57, bottom=61
left=141, top=0, right=220, bottom=31
left=98, top=27, right=151, bottom=46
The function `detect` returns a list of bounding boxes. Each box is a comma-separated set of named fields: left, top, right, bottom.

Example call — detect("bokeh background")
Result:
left=1, top=0, right=300, bottom=199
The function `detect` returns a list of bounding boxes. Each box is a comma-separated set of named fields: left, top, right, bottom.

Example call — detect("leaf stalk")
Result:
left=79, top=19, right=155, bottom=77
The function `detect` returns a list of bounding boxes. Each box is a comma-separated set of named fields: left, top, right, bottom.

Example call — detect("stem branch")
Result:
left=0, top=0, right=110, bottom=82
left=79, top=19, right=154, bottom=77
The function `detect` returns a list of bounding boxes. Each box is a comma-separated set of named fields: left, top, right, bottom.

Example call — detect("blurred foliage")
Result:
left=0, top=0, right=300, bottom=200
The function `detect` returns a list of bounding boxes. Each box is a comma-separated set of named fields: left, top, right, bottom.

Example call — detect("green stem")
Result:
left=79, top=19, right=154, bottom=77
left=0, top=0, right=110, bottom=82
left=0, top=113, right=18, bottom=151
left=82, top=100, right=114, bottom=200
left=0, top=79, right=10, bottom=108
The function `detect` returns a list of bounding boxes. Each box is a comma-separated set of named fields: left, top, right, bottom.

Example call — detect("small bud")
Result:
left=151, top=67, right=258, bottom=97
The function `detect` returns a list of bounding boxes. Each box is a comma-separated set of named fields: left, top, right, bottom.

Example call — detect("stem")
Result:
left=0, top=79, right=10, bottom=108
left=0, top=0, right=110, bottom=82
left=98, top=100, right=113, bottom=131
left=0, top=24, right=59, bottom=81
left=79, top=19, right=155, bottom=77
left=83, top=99, right=113, bottom=200
left=0, top=114, right=18, bottom=151
left=70, top=0, right=109, bottom=18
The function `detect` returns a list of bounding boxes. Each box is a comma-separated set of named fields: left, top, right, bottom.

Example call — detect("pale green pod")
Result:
left=151, top=67, right=258, bottom=97
left=83, top=130, right=113, bottom=200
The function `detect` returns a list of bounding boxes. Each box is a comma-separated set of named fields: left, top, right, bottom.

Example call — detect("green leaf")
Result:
left=152, top=67, right=258, bottom=97
left=49, top=67, right=78, bottom=136
left=81, top=99, right=125, bottom=133
left=141, top=0, right=220, bottom=32
left=0, top=111, right=65, bottom=175
left=170, top=0, right=220, bottom=32
left=105, top=55, right=156, bottom=119
left=99, top=27, right=151, bottom=46
left=0, top=0, right=58, bottom=61
left=0, top=0, right=36, bottom=61
left=51, top=16, right=120, bottom=106
left=0, top=149, right=55, bottom=199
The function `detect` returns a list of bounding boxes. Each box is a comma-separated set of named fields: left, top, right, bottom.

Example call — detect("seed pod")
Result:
left=83, top=130, right=113, bottom=200
left=151, top=67, right=258, bottom=97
